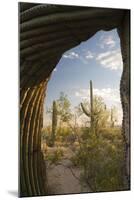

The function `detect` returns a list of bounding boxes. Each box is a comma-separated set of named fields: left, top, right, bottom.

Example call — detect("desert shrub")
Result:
left=46, top=138, right=55, bottom=147
left=57, top=126, right=71, bottom=137
left=66, top=133, right=76, bottom=144
left=81, top=127, right=90, bottom=140
left=72, top=127, right=125, bottom=192
left=41, top=126, right=52, bottom=142
left=100, top=127, right=123, bottom=141
left=56, top=126, right=77, bottom=144
left=46, top=148, right=64, bottom=164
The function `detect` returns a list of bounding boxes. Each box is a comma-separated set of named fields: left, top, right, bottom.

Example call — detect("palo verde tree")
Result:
left=56, top=92, right=72, bottom=124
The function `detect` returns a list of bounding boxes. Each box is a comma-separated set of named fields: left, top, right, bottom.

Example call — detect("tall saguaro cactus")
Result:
left=51, top=100, right=57, bottom=146
left=110, top=108, right=114, bottom=128
left=110, top=107, right=117, bottom=128
left=81, top=80, right=94, bottom=129
left=90, top=80, right=93, bottom=128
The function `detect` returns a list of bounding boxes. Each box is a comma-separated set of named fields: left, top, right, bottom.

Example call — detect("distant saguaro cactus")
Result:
left=110, top=107, right=117, bottom=128
left=81, top=80, right=94, bottom=129
left=51, top=100, right=57, bottom=146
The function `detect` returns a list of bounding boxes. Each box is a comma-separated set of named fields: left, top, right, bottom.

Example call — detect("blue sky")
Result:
left=44, top=29, right=123, bottom=124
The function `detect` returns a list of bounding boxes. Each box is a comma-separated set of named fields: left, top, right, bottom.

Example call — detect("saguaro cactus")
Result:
left=51, top=100, right=57, bottom=146
left=81, top=80, right=94, bottom=129
left=90, top=80, right=93, bottom=127
left=111, top=108, right=114, bottom=127
left=110, top=107, right=117, bottom=128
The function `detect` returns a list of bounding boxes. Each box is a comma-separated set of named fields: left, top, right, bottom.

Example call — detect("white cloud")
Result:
left=62, top=43, right=122, bottom=71
left=53, top=68, right=57, bottom=72
left=63, top=51, right=79, bottom=59
left=96, top=49, right=123, bottom=70
left=93, top=88, right=120, bottom=104
left=63, top=49, right=95, bottom=64
left=96, top=51, right=111, bottom=60
left=85, top=50, right=94, bottom=59
left=99, top=35, right=116, bottom=49
left=75, top=89, right=89, bottom=99
left=75, top=87, right=121, bottom=106
left=75, top=91, right=81, bottom=97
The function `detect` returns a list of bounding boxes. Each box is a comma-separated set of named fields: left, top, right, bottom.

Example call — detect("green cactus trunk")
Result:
left=81, top=80, right=94, bottom=129
left=111, top=108, right=114, bottom=128
left=90, top=80, right=93, bottom=129
left=51, top=100, right=57, bottom=146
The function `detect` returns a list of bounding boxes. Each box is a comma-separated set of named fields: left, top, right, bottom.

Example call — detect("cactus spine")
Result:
left=51, top=100, right=57, bottom=146
left=81, top=80, right=94, bottom=129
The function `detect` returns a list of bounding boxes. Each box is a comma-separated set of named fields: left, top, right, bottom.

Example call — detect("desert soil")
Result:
left=43, top=146, right=90, bottom=195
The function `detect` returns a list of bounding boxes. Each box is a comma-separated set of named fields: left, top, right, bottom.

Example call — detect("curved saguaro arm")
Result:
left=81, top=102, right=91, bottom=117
left=19, top=2, right=130, bottom=197
left=80, top=80, right=93, bottom=128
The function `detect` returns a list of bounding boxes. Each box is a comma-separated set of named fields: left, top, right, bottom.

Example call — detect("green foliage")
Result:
left=43, top=87, right=124, bottom=193
left=41, top=126, right=51, bottom=141
left=56, top=126, right=77, bottom=144
left=46, top=148, right=64, bottom=164
left=56, top=92, right=72, bottom=123
left=81, top=96, right=110, bottom=130
left=92, top=96, right=110, bottom=128
left=80, top=81, right=110, bottom=135
left=46, top=138, right=56, bottom=147
left=71, top=127, right=125, bottom=192
left=57, top=126, right=70, bottom=137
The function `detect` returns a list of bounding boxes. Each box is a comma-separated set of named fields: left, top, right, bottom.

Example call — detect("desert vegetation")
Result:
left=41, top=81, right=124, bottom=194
